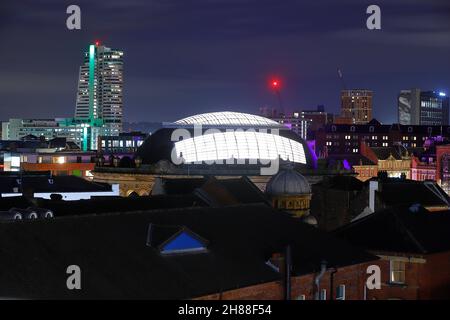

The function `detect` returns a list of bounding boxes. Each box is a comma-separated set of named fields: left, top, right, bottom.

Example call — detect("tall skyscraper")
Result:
left=340, top=89, right=373, bottom=124
left=398, top=89, right=449, bottom=125
left=75, top=43, right=124, bottom=136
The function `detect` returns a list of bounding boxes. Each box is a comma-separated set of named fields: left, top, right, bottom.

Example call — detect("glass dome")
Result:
left=174, top=131, right=306, bottom=164
left=174, top=111, right=281, bottom=127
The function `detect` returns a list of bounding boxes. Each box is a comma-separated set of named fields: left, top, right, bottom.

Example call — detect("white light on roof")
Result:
left=174, top=131, right=306, bottom=164
left=174, top=111, right=281, bottom=127
left=439, top=92, right=446, bottom=97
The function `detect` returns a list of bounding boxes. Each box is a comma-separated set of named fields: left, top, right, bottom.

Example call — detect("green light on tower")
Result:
left=89, top=44, right=96, bottom=124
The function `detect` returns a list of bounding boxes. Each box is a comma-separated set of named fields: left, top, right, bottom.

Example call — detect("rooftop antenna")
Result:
left=270, top=78, right=284, bottom=116
left=337, top=68, right=347, bottom=90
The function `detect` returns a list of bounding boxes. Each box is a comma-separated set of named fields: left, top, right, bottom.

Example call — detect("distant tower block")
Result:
left=341, top=89, right=373, bottom=125
left=75, top=43, right=124, bottom=136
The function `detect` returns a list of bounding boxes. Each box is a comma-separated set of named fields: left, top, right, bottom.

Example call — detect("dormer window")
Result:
left=350, top=126, right=356, bottom=132
left=147, top=224, right=208, bottom=255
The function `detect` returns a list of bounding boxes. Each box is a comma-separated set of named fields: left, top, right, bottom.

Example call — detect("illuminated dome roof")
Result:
left=174, top=131, right=307, bottom=164
left=174, top=111, right=281, bottom=127
left=266, top=168, right=311, bottom=196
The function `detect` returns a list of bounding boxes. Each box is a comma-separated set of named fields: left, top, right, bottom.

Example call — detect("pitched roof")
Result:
left=334, top=205, right=450, bottom=255
left=153, top=176, right=269, bottom=207
left=313, top=175, right=365, bottom=191
left=0, top=204, right=375, bottom=299
left=32, top=194, right=207, bottom=217
left=377, top=180, right=449, bottom=208
left=0, top=173, right=112, bottom=194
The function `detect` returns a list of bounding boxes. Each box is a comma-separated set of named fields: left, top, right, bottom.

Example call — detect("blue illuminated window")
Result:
left=147, top=224, right=208, bottom=255
left=161, top=231, right=207, bottom=255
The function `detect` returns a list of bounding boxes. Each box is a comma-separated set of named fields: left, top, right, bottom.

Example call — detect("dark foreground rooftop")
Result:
left=334, top=205, right=450, bottom=255
left=0, top=204, right=374, bottom=299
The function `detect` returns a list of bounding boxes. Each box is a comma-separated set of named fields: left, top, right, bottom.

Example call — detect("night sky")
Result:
left=1, top=0, right=450, bottom=124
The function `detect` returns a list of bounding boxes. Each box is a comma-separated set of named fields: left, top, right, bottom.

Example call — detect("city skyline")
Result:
left=1, top=0, right=450, bottom=124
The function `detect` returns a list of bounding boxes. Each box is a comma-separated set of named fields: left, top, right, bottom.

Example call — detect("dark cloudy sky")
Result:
left=1, top=0, right=449, bottom=123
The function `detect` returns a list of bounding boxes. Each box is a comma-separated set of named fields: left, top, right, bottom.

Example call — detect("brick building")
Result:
left=315, top=119, right=450, bottom=158
left=335, top=205, right=450, bottom=299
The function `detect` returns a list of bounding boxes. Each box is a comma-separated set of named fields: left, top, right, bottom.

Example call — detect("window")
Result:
left=320, top=289, right=327, bottom=300
left=336, top=285, right=345, bottom=300
left=296, top=295, right=306, bottom=300
left=390, top=260, right=406, bottom=284
left=350, top=126, right=355, bottom=132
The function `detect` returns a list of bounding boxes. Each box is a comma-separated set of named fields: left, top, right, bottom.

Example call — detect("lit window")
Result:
left=53, top=156, right=65, bottom=164
left=336, top=285, right=345, bottom=300
left=390, top=260, right=406, bottom=284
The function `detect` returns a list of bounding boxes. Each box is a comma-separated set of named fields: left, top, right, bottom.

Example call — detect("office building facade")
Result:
left=398, top=89, right=449, bottom=125
left=1, top=118, right=103, bottom=151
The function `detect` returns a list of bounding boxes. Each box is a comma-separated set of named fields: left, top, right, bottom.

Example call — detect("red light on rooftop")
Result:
left=270, top=78, right=281, bottom=90
left=95, top=41, right=100, bottom=46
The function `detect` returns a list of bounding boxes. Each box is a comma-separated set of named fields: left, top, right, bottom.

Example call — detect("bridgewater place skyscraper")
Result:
left=75, top=43, right=124, bottom=136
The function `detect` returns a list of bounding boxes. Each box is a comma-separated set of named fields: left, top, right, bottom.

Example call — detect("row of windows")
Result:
left=331, top=126, right=450, bottom=134
left=296, top=285, right=346, bottom=300
left=297, top=260, right=407, bottom=300
left=101, top=139, right=143, bottom=148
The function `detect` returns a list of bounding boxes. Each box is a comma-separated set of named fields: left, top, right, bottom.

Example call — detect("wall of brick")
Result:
left=197, top=252, right=450, bottom=300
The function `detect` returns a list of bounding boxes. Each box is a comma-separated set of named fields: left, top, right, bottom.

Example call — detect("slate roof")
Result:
left=0, top=173, right=113, bottom=194
left=328, top=154, right=376, bottom=166
left=0, top=204, right=375, bottom=299
left=376, top=179, right=449, bottom=208
left=313, top=175, right=365, bottom=191
left=33, top=194, right=207, bottom=217
left=334, top=205, right=450, bottom=255
left=153, top=176, right=270, bottom=207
